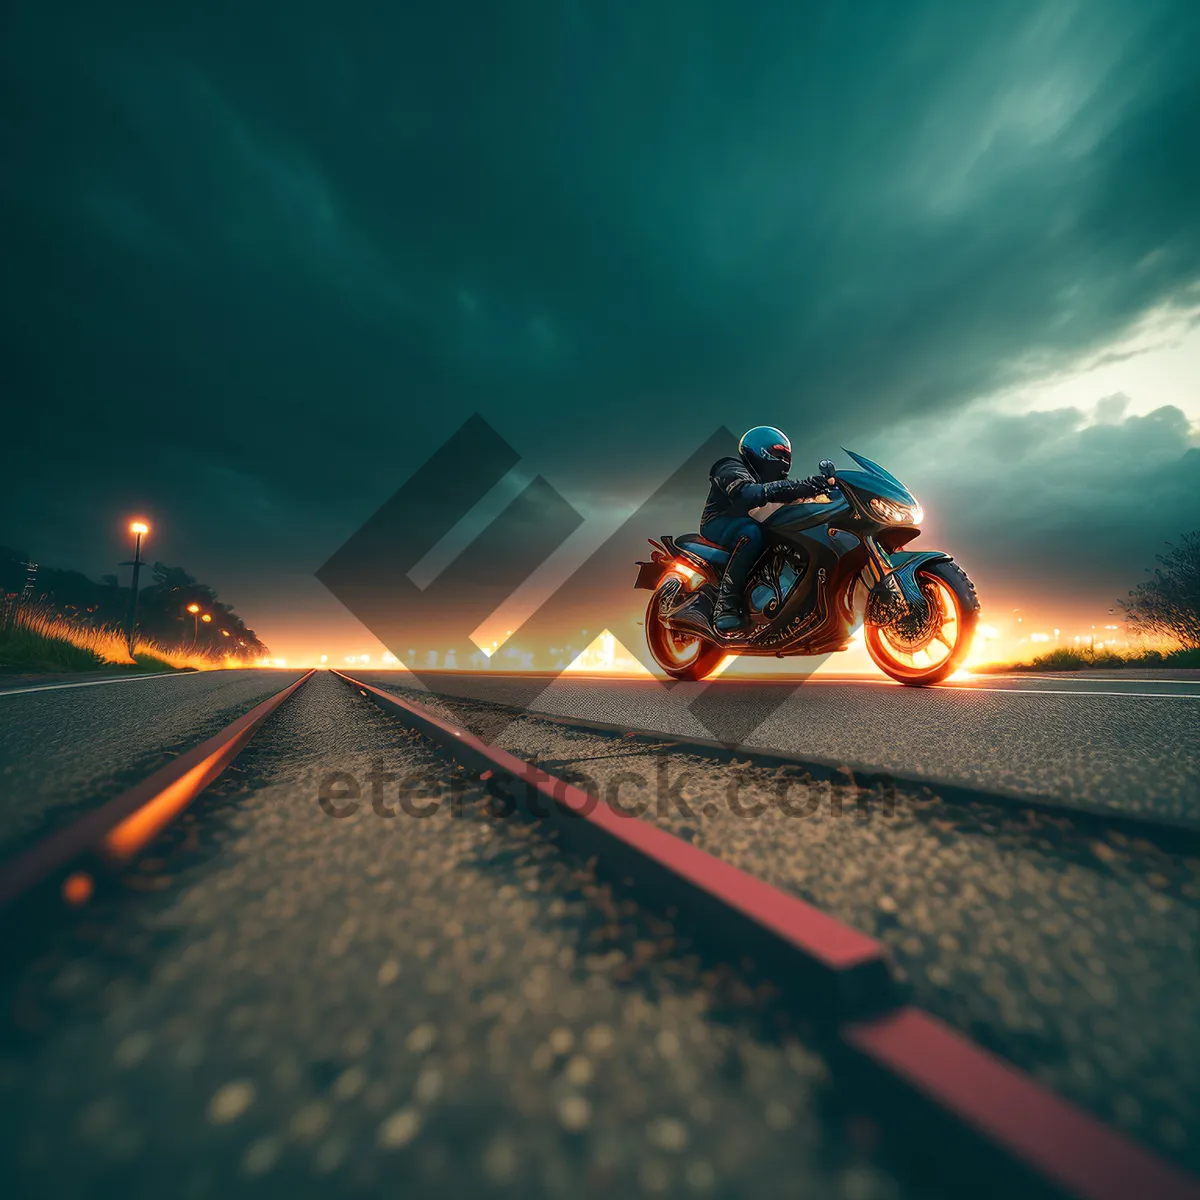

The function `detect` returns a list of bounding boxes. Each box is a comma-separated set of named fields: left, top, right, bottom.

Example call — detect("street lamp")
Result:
left=186, top=602, right=201, bottom=642
left=121, top=521, right=150, bottom=655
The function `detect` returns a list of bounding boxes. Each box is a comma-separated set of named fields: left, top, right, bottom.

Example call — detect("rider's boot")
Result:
left=713, top=536, right=755, bottom=634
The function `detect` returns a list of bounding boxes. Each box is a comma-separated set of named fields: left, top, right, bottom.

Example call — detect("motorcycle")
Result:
left=634, top=451, right=979, bottom=685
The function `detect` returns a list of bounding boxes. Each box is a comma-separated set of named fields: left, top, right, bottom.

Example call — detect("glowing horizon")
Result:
left=256, top=602, right=1156, bottom=674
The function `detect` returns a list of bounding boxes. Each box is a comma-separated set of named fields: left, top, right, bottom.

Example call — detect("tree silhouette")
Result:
left=135, top=562, right=269, bottom=655
left=1120, top=532, right=1200, bottom=649
left=0, top=545, right=269, bottom=657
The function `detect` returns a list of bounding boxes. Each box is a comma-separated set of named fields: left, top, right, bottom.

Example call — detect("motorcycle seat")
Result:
left=674, top=533, right=730, bottom=567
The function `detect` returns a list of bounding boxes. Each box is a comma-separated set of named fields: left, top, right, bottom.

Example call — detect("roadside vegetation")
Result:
left=975, top=645, right=1200, bottom=674
left=0, top=602, right=225, bottom=675
left=980, top=531, right=1200, bottom=673
left=1, top=544, right=269, bottom=676
left=1, top=546, right=268, bottom=659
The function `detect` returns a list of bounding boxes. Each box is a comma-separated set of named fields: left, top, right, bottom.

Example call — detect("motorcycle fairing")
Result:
left=759, top=493, right=850, bottom=537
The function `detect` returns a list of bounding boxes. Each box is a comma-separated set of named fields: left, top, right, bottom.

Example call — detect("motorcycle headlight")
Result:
left=869, top=497, right=923, bottom=525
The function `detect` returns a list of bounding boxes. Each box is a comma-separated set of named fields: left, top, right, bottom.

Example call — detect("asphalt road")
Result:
left=1, top=668, right=1196, bottom=1195
left=0, top=672, right=917, bottom=1200
left=351, top=670, right=1200, bottom=824
left=0, top=669, right=307, bottom=858
left=374, top=685, right=1200, bottom=1172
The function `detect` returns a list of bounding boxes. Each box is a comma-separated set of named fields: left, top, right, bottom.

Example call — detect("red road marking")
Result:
left=844, top=1008, right=1200, bottom=1200
left=0, top=670, right=314, bottom=907
left=337, top=671, right=884, bottom=973
left=336, top=670, right=1200, bottom=1200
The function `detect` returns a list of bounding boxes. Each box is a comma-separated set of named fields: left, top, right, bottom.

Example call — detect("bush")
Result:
left=976, top=645, right=1200, bottom=673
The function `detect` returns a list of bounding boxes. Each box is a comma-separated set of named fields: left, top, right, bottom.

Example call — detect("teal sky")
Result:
left=2, top=2, right=1198, bottom=654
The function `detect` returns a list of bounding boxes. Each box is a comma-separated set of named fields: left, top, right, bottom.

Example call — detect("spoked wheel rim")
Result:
left=865, top=573, right=969, bottom=683
left=645, top=582, right=725, bottom=680
left=647, top=589, right=704, bottom=670
left=652, top=619, right=704, bottom=669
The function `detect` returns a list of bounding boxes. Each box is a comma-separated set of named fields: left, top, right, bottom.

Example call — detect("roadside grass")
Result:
left=975, top=645, right=1200, bottom=673
left=0, top=604, right=231, bottom=675
left=0, top=617, right=106, bottom=673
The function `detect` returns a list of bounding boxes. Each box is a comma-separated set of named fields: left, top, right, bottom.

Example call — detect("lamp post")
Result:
left=186, top=602, right=201, bottom=643
left=121, top=521, right=149, bottom=655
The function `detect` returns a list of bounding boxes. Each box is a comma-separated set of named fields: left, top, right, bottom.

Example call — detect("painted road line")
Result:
left=415, top=667, right=1200, bottom=696
left=334, top=670, right=894, bottom=1020
left=937, top=686, right=1199, bottom=699
left=337, top=670, right=1199, bottom=1200
left=0, top=671, right=201, bottom=698
left=957, top=676, right=1200, bottom=686
left=0, top=670, right=314, bottom=908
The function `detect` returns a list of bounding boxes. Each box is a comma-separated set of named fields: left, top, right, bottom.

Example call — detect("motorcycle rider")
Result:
left=701, top=427, right=834, bottom=634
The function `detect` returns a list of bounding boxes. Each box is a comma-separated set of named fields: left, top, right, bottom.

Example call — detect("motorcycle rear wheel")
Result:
left=645, top=584, right=727, bottom=681
left=864, top=560, right=980, bottom=686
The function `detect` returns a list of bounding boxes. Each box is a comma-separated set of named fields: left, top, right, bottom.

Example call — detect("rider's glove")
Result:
left=762, top=478, right=820, bottom=502
left=763, top=477, right=811, bottom=501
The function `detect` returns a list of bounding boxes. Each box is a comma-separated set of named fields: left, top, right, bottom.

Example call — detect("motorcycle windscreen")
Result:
left=834, top=469, right=916, bottom=507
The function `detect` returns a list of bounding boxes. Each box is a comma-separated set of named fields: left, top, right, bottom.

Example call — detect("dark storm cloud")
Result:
left=880, top=396, right=1200, bottom=606
left=2, top=0, right=1199, bottom=599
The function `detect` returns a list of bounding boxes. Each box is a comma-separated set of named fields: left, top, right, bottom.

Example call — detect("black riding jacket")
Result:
left=700, top=457, right=821, bottom=526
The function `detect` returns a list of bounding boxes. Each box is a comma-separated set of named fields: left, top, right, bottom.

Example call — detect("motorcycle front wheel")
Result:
left=864, top=560, right=980, bottom=686
left=645, top=583, right=727, bottom=681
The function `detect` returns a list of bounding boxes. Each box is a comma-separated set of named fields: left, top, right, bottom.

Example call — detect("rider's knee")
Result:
left=741, top=521, right=766, bottom=553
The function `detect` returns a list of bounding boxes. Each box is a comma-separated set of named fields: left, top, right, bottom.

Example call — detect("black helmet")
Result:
left=738, top=426, right=791, bottom=482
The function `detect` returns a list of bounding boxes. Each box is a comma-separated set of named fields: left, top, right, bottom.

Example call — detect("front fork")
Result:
left=862, top=536, right=928, bottom=624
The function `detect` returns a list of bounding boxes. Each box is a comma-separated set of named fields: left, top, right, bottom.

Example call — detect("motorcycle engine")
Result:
left=748, top=553, right=806, bottom=617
